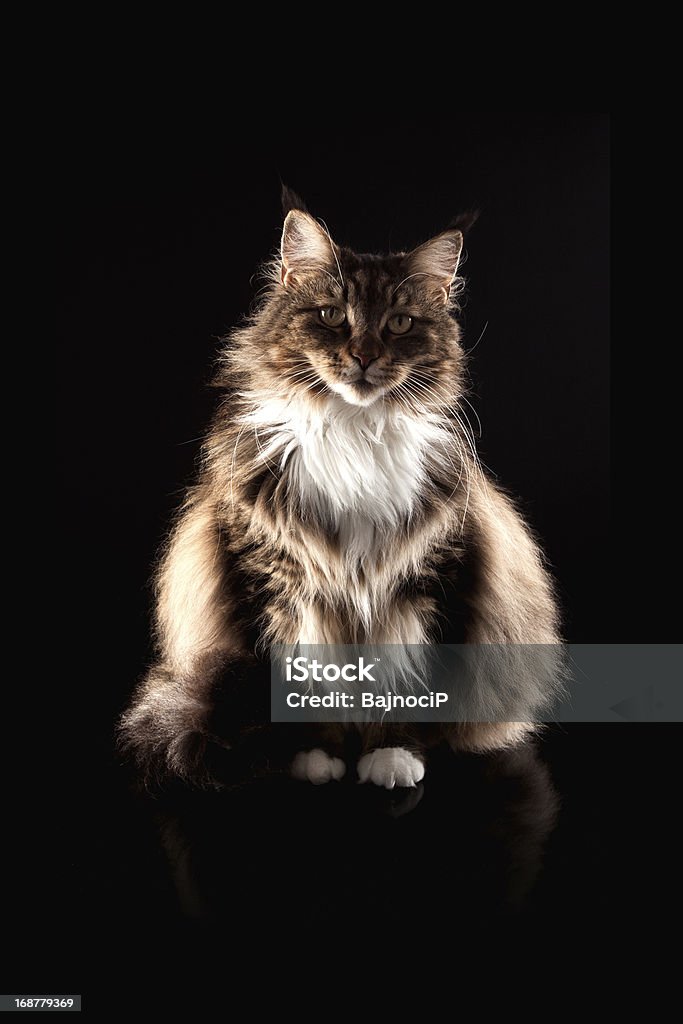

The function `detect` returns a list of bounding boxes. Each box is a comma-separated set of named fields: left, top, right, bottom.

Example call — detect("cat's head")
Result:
left=239, top=191, right=475, bottom=413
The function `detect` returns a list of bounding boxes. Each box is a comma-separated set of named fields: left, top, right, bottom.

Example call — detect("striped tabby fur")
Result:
left=119, top=190, right=561, bottom=788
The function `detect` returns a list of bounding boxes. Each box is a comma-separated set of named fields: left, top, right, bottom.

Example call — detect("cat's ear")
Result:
left=404, top=229, right=464, bottom=304
left=280, top=210, right=339, bottom=289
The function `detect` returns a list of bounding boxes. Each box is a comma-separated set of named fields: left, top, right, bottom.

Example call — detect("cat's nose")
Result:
left=350, top=344, right=379, bottom=370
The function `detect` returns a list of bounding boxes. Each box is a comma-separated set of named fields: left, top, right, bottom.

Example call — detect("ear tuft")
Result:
left=448, top=209, right=480, bottom=236
left=281, top=184, right=309, bottom=217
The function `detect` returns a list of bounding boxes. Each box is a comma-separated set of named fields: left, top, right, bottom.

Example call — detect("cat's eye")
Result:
left=319, top=306, right=346, bottom=328
left=387, top=314, right=413, bottom=336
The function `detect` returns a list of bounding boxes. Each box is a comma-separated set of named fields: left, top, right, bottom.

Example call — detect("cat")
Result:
left=119, top=187, right=561, bottom=790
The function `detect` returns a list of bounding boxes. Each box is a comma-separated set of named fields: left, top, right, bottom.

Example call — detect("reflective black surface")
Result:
left=21, top=723, right=678, bottom=1006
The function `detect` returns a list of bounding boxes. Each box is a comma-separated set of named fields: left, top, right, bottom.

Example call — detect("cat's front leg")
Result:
left=357, top=747, right=425, bottom=789
left=289, top=726, right=347, bottom=784
left=356, top=726, right=425, bottom=789
left=291, top=749, right=346, bottom=784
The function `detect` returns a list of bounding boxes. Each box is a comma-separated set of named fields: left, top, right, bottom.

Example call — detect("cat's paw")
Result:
left=357, top=747, right=425, bottom=789
left=291, top=748, right=346, bottom=785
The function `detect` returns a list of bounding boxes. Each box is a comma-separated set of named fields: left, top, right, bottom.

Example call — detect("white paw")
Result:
left=291, top=748, right=346, bottom=785
left=357, top=747, right=425, bottom=789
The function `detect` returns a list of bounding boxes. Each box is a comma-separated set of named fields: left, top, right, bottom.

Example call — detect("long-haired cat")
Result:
left=119, top=188, right=561, bottom=790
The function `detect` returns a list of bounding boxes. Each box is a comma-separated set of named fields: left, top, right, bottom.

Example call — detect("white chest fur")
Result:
left=246, top=395, right=445, bottom=543
left=243, top=395, right=450, bottom=645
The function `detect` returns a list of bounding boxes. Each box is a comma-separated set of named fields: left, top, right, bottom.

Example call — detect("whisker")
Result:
left=461, top=396, right=482, bottom=438
left=252, top=425, right=281, bottom=481
left=391, top=272, right=430, bottom=297
left=392, top=372, right=479, bottom=527
left=176, top=434, right=208, bottom=447
left=465, top=319, right=489, bottom=355
left=229, top=420, right=249, bottom=513
left=317, top=219, right=345, bottom=289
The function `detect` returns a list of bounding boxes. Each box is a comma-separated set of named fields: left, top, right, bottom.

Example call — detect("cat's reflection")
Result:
left=152, top=739, right=558, bottom=936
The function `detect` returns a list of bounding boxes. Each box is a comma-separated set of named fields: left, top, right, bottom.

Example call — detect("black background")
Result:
left=36, top=112, right=676, bottom=1001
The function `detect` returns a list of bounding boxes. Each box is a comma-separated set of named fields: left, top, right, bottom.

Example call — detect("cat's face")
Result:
left=257, top=211, right=467, bottom=412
